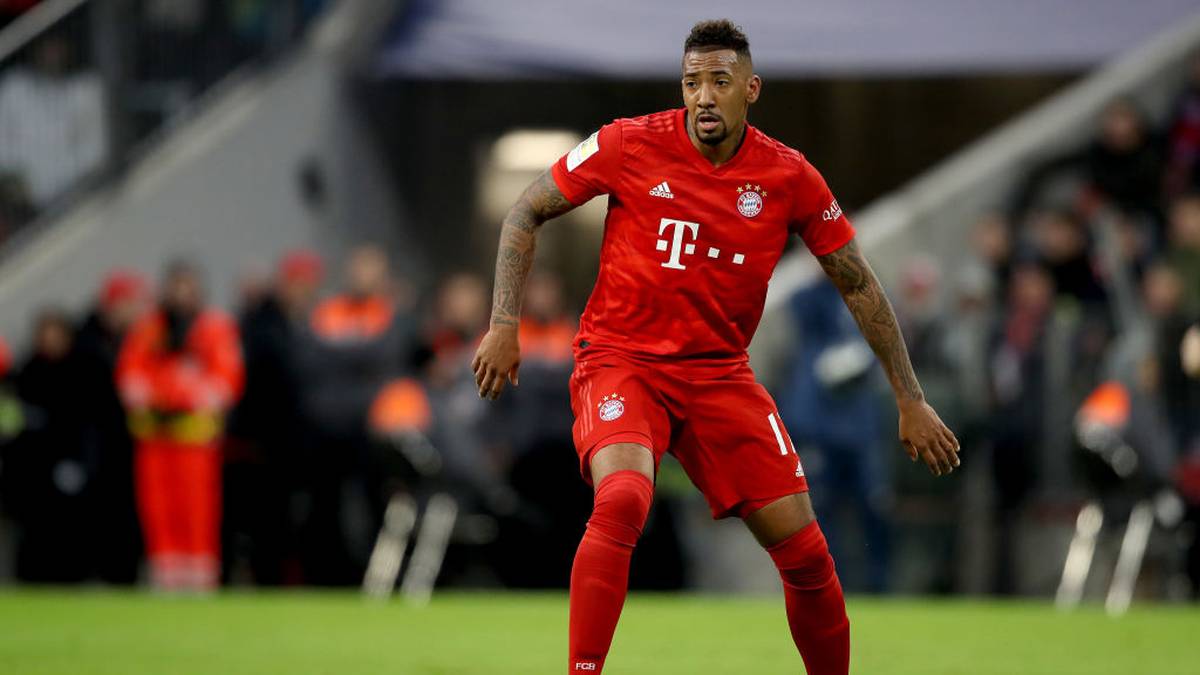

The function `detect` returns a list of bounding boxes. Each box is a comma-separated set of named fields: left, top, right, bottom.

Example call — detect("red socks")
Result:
left=567, top=477, right=846, bottom=674
left=768, top=521, right=851, bottom=675
left=568, top=470, right=654, bottom=673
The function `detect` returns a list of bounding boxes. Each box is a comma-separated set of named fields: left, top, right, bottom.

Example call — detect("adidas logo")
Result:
left=648, top=181, right=675, bottom=199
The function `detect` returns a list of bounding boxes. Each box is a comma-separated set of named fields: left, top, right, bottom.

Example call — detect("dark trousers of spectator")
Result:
left=222, top=448, right=297, bottom=585
left=990, top=437, right=1036, bottom=595
left=1188, top=504, right=1200, bottom=599
left=297, top=432, right=370, bottom=586
left=803, top=441, right=892, bottom=594
left=13, top=495, right=92, bottom=583
left=499, top=439, right=597, bottom=588
left=2, top=437, right=93, bottom=583
left=91, top=458, right=142, bottom=584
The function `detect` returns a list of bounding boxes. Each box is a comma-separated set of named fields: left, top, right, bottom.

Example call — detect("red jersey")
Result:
left=551, top=108, right=854, bottom=363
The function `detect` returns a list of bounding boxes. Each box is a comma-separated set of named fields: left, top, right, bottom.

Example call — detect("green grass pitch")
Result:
left=0, top=590, right=1195, bottom=674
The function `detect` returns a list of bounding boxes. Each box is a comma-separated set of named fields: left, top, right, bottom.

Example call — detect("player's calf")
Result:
left=569, top=469, right=654, bottom=673
left=768, top=521, right=851, bottom=675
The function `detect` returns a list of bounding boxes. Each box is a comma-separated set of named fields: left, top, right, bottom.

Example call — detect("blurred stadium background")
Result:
left=0, top=1, right=1199, bottom=673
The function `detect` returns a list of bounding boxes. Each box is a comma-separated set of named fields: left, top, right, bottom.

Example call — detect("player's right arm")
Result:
left=472, top=169, right=575, bottom=400
left=474, top=122, right=623, bottom=400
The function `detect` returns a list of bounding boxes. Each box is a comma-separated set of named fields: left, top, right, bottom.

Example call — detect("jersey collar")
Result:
left=674, top=107, right=754, bottom=174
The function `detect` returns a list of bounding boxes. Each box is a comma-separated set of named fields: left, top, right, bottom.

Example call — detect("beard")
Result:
left=691, top=111, right=728, bottom=146
left=699, top=126, right=727, bottom=145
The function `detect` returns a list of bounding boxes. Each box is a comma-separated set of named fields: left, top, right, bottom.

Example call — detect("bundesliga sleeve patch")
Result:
left=566, top=131, right=600, bottom=172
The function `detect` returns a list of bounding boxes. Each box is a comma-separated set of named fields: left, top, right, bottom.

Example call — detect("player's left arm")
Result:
left=816, top=237, right=961, bottom=476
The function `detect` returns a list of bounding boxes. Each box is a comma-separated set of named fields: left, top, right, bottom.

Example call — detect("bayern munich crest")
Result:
left=736, top=183, right=765, bottom=218
left=598, top=393, right=626, bottom=422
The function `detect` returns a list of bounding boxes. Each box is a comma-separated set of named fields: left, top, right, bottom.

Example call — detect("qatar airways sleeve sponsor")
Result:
left=822, top=198, right=843, bottom=222
left=791, top=161, right=854, bottom=256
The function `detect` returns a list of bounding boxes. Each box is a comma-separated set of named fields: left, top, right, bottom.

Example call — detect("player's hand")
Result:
left=472, top=325, right=520, bottom=400
left=897, top=397, right=960, bottom=476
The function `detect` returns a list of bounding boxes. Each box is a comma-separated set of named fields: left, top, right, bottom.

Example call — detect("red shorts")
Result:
left=569, top=349, right=808, bottom=520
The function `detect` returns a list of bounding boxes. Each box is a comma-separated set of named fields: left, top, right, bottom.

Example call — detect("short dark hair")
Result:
left=684, top=20, right=751, bottom=61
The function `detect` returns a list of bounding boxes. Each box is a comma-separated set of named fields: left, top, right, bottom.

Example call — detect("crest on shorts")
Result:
left=735, top=183, right=765, bottom=218
left=598, top=392, right=626, bottom=422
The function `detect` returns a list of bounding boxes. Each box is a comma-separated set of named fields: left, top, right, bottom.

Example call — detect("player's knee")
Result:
left=588, top=470, right=654, bottom=546
left=767, top=521, right=836, bottom=590
left=590, top=442, right=655, bottom=481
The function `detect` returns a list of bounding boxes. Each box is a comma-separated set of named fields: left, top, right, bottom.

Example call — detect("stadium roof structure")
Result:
left=376, top=0, right=1200, bottom=79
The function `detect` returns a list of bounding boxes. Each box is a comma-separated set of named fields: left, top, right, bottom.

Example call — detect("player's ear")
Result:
left=746, top=74, right=762, bottom=104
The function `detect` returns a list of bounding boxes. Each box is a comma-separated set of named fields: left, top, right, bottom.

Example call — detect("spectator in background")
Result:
left=1031, top=209, right=1114, bottom=381
left=137, top=0, right=213, bottom=88
left=502, top=271, right=576, bottom=466
left=74, top=270, right=150, bottom=584
left=224, top=250, right=323, bottom=585
left=1112, top=209, right=1157, bottom=284
left=423, top=273, right=490, bottom=368
left=986, top=264, right=1054, bottom=594
left=494, top=271, right=589, bottom=588
left=1165, top=194, right=1200, bottom=316
left=117, top=261, right=244, bottom=592
left=896, top=256, right=950, bottom=373
left=0, top=33, right=108, bottom=209
left=970, top=214, right=1014, bottom=301
left=778, top=280, right=890, bottom=593
left=0, top=169, right=35, bottom=244
left=895, top=257, right=982, bottom=593
left=0, top=335, right=21, bottom=442
left=1013, top=98, right=1163, bottom=223
left=942, top=265, right=999, bottom=458
left=1165, top=53, right=1200, bottom=198
left=2, top=309, right=91, bottom=582
left=954, top=215, right=1010, bottom=424
left=422, top=273, right=506, bottom=501
left=1031, top=209, right=1109, bottom=306
left=1142, top=263, right=1200, bottom=450
left=300, top=245, right=413, bottom=585
left=0, top=335, right=22, bottom=583
left=1179, top=324, right=1200, bottom=598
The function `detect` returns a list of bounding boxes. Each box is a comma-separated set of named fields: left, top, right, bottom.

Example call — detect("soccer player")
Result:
left=472, top=20, right=960, bottom=674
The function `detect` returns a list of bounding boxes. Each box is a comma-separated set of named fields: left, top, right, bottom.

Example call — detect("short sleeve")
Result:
left=790, top=159, right=855, bottom=256
left=550, top=121, right=623, bottom=205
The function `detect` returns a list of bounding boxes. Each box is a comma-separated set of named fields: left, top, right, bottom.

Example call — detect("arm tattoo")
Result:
left=816, top=238, right=924, bottom=401
left=490, top=169, right=575, bottom=327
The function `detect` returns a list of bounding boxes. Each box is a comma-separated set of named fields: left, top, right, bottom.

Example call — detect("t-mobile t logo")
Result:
left=656, top=218, right=699, bottom=270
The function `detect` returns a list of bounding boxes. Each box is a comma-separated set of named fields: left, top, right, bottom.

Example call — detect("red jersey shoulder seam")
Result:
left=753, top=130, right=806, bottom=168
left=617, top=109, right=677, bottom=135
